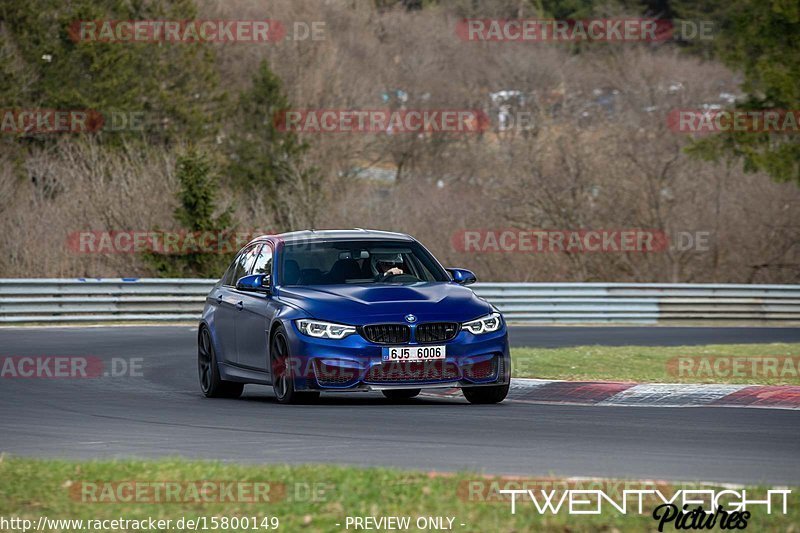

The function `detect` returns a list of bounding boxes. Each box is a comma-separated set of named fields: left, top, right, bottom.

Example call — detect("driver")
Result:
left=372, top=253, right=405, bottom=280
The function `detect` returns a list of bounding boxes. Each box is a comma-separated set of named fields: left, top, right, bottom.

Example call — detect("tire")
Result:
left=198, top=327, right=244, bottom=399
left=382, top=389, right=421, bottom=401
left=270, top=327, right=320, bottom=404
left=463, top=383, right=509, bottom=404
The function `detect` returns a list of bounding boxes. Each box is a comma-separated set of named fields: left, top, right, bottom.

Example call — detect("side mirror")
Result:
left=447, top=268, right=477, bottom=285
left=236, top=274, right=270, bottom=293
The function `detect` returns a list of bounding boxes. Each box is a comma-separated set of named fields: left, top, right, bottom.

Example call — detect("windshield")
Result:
left=280, top=240, right=449, bottom=286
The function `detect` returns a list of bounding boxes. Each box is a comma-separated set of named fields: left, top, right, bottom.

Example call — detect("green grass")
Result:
left=510, top=343, right=800, bottom=384
left=0, top=457, right=797, bottom=532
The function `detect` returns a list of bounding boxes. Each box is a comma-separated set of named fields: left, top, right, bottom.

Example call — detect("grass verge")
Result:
left=510, top=343, right=800, bottom=384
left=0, top=457, right=796, bottom=532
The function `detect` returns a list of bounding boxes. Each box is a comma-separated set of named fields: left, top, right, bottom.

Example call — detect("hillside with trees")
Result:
left=0, top=0, right=797, bottom=282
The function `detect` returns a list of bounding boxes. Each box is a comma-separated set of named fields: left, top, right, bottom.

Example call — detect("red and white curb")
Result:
left=423, top=379, right=800, bottom=410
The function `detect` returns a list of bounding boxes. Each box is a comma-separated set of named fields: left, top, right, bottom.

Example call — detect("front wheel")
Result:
left=271, top=328, right=320, bottom=404
left=382, top=389, right=421, bottom=401
left=198, top=327, right=244, bottom=398
left=463, top=383, right=509, bottom=404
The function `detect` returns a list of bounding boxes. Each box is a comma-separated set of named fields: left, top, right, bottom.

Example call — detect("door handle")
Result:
left=235, top=301, right=244, bottom=311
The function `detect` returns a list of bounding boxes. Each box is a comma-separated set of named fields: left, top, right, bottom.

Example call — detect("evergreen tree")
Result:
left=227, top=59, right=313, bottom=229
left=146, top=149, right=234, bottom=278
left=0, top=0, right=224, bottom=145
left=682, top=0, right=800, bottom=185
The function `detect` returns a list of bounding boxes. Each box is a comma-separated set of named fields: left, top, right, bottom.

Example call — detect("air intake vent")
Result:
left=416, top=322, right=459, bottom=343
left=361, top=324, right=410, bottom=344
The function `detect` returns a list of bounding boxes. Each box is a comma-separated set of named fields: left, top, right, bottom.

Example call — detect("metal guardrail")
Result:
left=477, top=283, right=800, bottom=324
left=0, top=279, right=799, bottom=324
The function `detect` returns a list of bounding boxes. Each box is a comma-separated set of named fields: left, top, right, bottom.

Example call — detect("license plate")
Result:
left=382, top=345, right=446, bottom=362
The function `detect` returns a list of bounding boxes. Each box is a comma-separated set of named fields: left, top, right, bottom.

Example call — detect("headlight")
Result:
left=462, top=312, right=503, bottom=335
left=295, top=319, right=356, bottom=340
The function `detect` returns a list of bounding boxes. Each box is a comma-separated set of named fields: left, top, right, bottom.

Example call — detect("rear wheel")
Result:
left=463, top=383, right=509, bottom=404
left=382, top=389, right=421, bottom=401
left=198, top=327, right=244, bottom=398
left=271, top=328, right=320, bottom=404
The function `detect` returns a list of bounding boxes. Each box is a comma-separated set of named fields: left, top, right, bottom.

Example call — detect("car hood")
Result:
left=276, top=282, right=493, bottom=324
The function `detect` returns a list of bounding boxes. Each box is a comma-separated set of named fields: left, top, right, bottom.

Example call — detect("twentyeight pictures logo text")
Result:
left=498, top=488, right=790, bottom=531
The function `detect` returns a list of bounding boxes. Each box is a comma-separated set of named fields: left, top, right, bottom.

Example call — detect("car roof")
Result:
left=259, top=229, right=415, bottom=245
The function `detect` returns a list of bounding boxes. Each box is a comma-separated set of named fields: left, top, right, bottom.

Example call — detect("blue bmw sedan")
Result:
left=198, top=229, right=510, bottom=404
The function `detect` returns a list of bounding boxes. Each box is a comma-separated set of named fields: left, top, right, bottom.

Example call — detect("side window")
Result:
left=251, top=244, right=273, bottom=278
left=221, top=258, right=239, bottom=286
left=224, top=244, right=259, bottom=286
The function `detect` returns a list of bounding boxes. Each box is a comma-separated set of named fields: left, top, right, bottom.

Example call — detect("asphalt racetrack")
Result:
left=1, top=326, right=799, bottom=485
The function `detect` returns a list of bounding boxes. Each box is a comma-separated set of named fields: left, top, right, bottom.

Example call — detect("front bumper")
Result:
left=283, top=322, right=511, bottom=392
